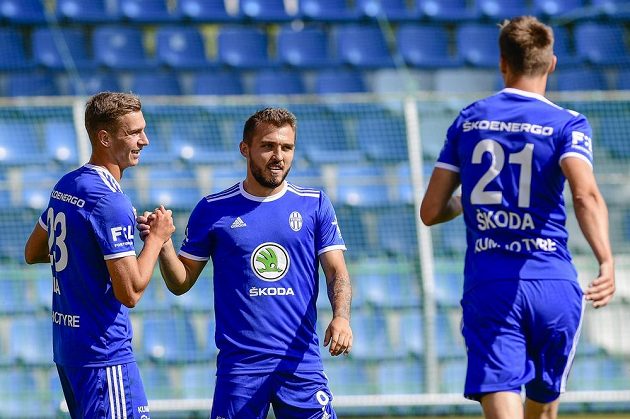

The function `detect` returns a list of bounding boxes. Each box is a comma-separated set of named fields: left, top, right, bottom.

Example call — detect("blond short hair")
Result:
left=499, top=16, right=555, bottom=77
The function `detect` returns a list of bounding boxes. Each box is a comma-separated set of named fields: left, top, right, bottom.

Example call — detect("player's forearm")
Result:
left=421, top=195, right=462, bottom=226
left=135, top=235, right=165, bottom=287
left=573, top=190, right=613, bottom=266
left=158, top=239, right=191, bottom=295
left=327, top=275, right=352, bottom=321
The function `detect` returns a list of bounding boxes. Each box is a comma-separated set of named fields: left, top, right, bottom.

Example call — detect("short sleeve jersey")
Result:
left=39, top=164, right=137, bottom=367
left=180, top=181, right=346, bottom=375
left=437, top=88, right=594, bottom=292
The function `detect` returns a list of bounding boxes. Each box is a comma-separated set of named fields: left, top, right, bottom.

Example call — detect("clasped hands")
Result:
left=136, top=205, right=175, bottom=244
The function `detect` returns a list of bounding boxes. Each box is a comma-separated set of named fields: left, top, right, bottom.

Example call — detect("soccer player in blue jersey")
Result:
left=138, top=107, right=353, bottom=418
left=420, top=16, right=615, bottom=419
left=24, top=92, right=175, bottom=419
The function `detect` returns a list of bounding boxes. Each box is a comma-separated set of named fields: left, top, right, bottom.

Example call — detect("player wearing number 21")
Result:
left=421, top=16, right=615, bottom=419
left=24, top=92, right=175, bottom=419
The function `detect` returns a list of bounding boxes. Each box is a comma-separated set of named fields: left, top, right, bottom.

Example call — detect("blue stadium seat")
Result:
left=179, top=364, right=216, bottom=399
left=335, top=25, right=395, bottom=68
left=376, top=360, right=424, bottom=394
left=44, top=120, right=79, bottom=166
left=290, top=166, right=325, bottom=190
left=142, top=365, right=178, bottom=399
left=356, top=0, right=417, bottom=20
left=6, top=73, right=60, bottom=97
left=277, top=26, right=334, bottom=68
left=398, top=311, right=424, bottom=357
left=0, top=370, right=43, bottom=418
left=314, top=70, right=367, bottom=94
left=298, top=0, right=358, bottom=21
left=375, top=204, right=418, bottom=258
left=0, top=0, right=46, bottom=24
left=433, top=216, right=467, bottom=256
left=173, top=277, right=214, bottom=311
left=9, top=317, right=53, bottom=365
left=0, top=208, right=40, bottom=260
left=335, top=205, right=370, bottom=258
left=552, top=26, right=582, bottom=67
left=440, top=357, right=467, bottom=392
left=615, top=69, right=630, bottom=90
left=67, top=72, right=122, bottom=96
left=591, top=0, right=630, bottom=20
left=145, top=167, right=201, bottom=209
left=156, top=27, right=211, bottom=69
left=397, top=24, right=462, bottom=68
left=141, top=313, right=200, bottom=363
left=568, top=356, right=629, bottom=391
left=118, top=0, right=179, bottom=22
left=253, top=70, right=306, bottom=95
left=21, top=167, right=64, bottom=209
left=475, top=0, right=530, bottom=19
left=356, top=115, right=408, bottom=162
left=554, top=68, right=608, bottom=91
left=597, top=115, right=630, bottom=158
left=240, top=0, right=293, bottom=21
left=532, top=0, right=585, bottom=19
left=434, top=271, right=463, bottom=307
left=168, top=118, right=237, bottom=164
left=335, top=165, right=389, bottom=206
left=0, top=278, right=32, bottom=314
left=192, top=71, right=244, bottom=95
left=56, top=0, right=119, bottom=22
left=0, top=121, right=44, bottom=165
left=456, top=24, right=500, bottom=68
left=217, top=26, right=271, bottom=68
left=32, top=28, right=95, bottom=71
left=350, top=311, right=395, bottom=359
left=202, top=314, right=219, bottom=357
left=324, top=360, right=373, bottom=395
left=0, top=28, right=33, bottom=71
left=574, top=23, right=630, bottom=67
left=355, top=269, right=421, bottom=308
left=92, top=26, right=156, bottom=70
left=298, top=116, right=363, bottom=163
left=416, top=0, right=479, bottom=21
left=177, top=0, right=242, bottom=21
left=130, top=72, right=183, bottom=96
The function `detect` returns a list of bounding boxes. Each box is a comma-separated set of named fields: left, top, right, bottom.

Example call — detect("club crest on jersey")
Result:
left=289, top=211, right=303, bottom=231
left=251, top=242, right=290, bottom=281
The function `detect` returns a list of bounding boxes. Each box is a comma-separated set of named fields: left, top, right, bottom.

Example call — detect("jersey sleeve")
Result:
left=39, top=210, right=47, bottom=231
left=436, top=113, right=465, bottom=173
left=559, top=113, right=594, bottom=168
left=316, top=191, right=346, bottom=256
left=89, top=193, right=136, bottom=260
left=179, top=199, right=212, bottom=261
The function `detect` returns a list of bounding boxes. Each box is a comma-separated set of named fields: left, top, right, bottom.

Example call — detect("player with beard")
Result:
left=137, top=107, right=353, bottom=418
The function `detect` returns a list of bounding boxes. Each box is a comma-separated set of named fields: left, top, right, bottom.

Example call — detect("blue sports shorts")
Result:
left=57, top=362, right=151, bottom=419
left=461, top=279, right=584, bottom=403
left=211, top=370, right=337, bottom=419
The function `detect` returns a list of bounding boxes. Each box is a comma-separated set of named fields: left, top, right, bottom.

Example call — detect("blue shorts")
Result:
left=461, top=279, right=584, bottom=403
left=57, top=362, right=151, bottom=419
left=211, top=371, right=337, bottom=419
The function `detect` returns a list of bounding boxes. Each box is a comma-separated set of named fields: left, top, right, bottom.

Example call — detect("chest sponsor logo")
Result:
left=251, top=242, right=290, bottom=282
left=289, top=211, right=302, bottom=232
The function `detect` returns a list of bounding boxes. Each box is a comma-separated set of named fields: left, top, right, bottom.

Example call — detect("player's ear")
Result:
left=548, top=54, right=557, bottom=74
left=239, top=140, right=248, bottom=158
left=97, top=130, right=111, bottom=148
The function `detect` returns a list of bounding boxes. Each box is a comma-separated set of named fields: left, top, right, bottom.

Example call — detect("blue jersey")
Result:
left=39, top=164, right=137, bottom=367
left=180, top=181, right=346, bottom=375
left=437, top=88, right=594, bottom=291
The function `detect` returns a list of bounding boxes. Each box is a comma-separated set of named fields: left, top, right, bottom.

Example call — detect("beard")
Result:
left=250, top=159, right=291, bottom=189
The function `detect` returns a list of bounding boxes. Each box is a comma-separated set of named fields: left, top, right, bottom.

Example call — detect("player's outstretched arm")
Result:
left=25, top=222, right=50, bottom=264
left=108, top=206, right=175, bottom=308
left=320, top=249, right=353, bottom=356
left=420, top=168, right=462, bottom=226
left=562, top=157, right=615, bottom=308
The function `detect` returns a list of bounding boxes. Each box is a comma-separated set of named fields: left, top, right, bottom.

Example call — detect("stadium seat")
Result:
left=56, top=0, right=119, bottom=22
left=173, top=277, right=214, bottom=311
left=475, top=0, right=530, bottom=19
left=118, top=0, right=179, bottom=22
left=568, top=356, right=629, bottom=391
left=179, top=364, right=217, bottom=399
left=434, top=271, right=463, bottom=307
left=350, top=311, right=395, bottom=359
left=456, top=24, right=500, bottom=68
left=192, top=71, right=244, bottom=96
left=141, top=313, right=200, bottom=363
left=433, top=68, right=497, bottom=93
left=277, top=26, right=335, bottom=68
left=0, top=121, right=45, bottom=165
left=32, top=28, right=95, bottom=71
left=433, top=216, right=467, bottom=256
left=142, top=365, right=178, bottom=399
left=354, top=268, right=421, bottom=308
left=574, top=23, right=630, bottom=67
left=335, top=165, right=389, bottom=206
left=532, top=0, right=585, bottom=19
left=0, top=0, right=46, bottom=24
left=396, top=24, right=462, bottom=68
left=0, top=28, right=33, bottom=71
left=375, top=204, right=418, bottom=258
left=0, top=369, right=43, bottom=418
left=356, top=114, right=408, bottom=162
left=551, top=26, right=582, bottom=67
left=314, top=70, right=367, bottom=94
left=597, top=115, right=630, bottom=159
left=92, top=26, right=156, bottom=70
left=177, top=0, right=242, bottom=21
left=0, top=208, right=40, bottom=260
left=356, top=0, right=417, bottom=20
left=145, top=167, right=201, bottom=209
left=376, top=359, right=424, bottom=394
left=335, top=25, right=395, bottom=68
left=169, top=118, right=237, bottom=164
left=156, top=27, right=211, bottom=69
left=240, top=0, right=293, bottom=21
left=335, top=205, right=370, bottom=258
left=253, top=70, right=306, bottom=95
left=129, top=72, right=183, bottom=96
left=398, top=311, right=425, bottom=357
left=21, top=167, right=65, bottom=209
left=591, top=0, right=630, bottom=20
left=440, top=357, right=467, bottom=392
left=8, top=317, right=53, bottom=365
left=0, top=277, right=32, bottom=314
left=553, top=68, right=608, bottom=91
left=615, top=69, right=630, bottom=90
left=324, top=360, right=373, bottom=395
left=217, top=26, right=271, bottom=68
left=298, top=0, right=358, bottom=21
left=298, top=116, right=363, bottom=163
left=416, top=0, right=479, bottom=21
left=5, top=73, right=60, bottom=97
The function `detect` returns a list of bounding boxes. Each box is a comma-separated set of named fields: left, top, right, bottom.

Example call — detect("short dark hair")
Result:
left=242, top=107, right=297, bottom=145
left=84, top=92, right=142, bottom=143
left=499, top=16, right=554, bottom=77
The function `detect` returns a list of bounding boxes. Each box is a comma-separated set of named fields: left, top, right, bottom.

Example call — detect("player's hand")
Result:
left=585, top=261, right=615, bottom=308
left=146, top=206, right=175, bottom=244
left=324, top=316, right=352, bottom=356
left=136, top=211, right=154, bottom=242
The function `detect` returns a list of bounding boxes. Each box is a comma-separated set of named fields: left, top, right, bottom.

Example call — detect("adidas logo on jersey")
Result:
left=230, top=217, right=247, bottom=229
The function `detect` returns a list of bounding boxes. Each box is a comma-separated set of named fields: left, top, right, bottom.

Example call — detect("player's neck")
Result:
left=504, top=75, right=548, bottom=97
left=242, top=178, right=285, bottom=197
left=87, top=156, right=122, bottom=181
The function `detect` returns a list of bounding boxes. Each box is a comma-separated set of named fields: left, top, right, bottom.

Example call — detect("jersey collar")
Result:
left=84, top=164, right=123, bottom=192
left=500, top=87, right=557, bottom=108
left=239, top=180, right=288, bottom=202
